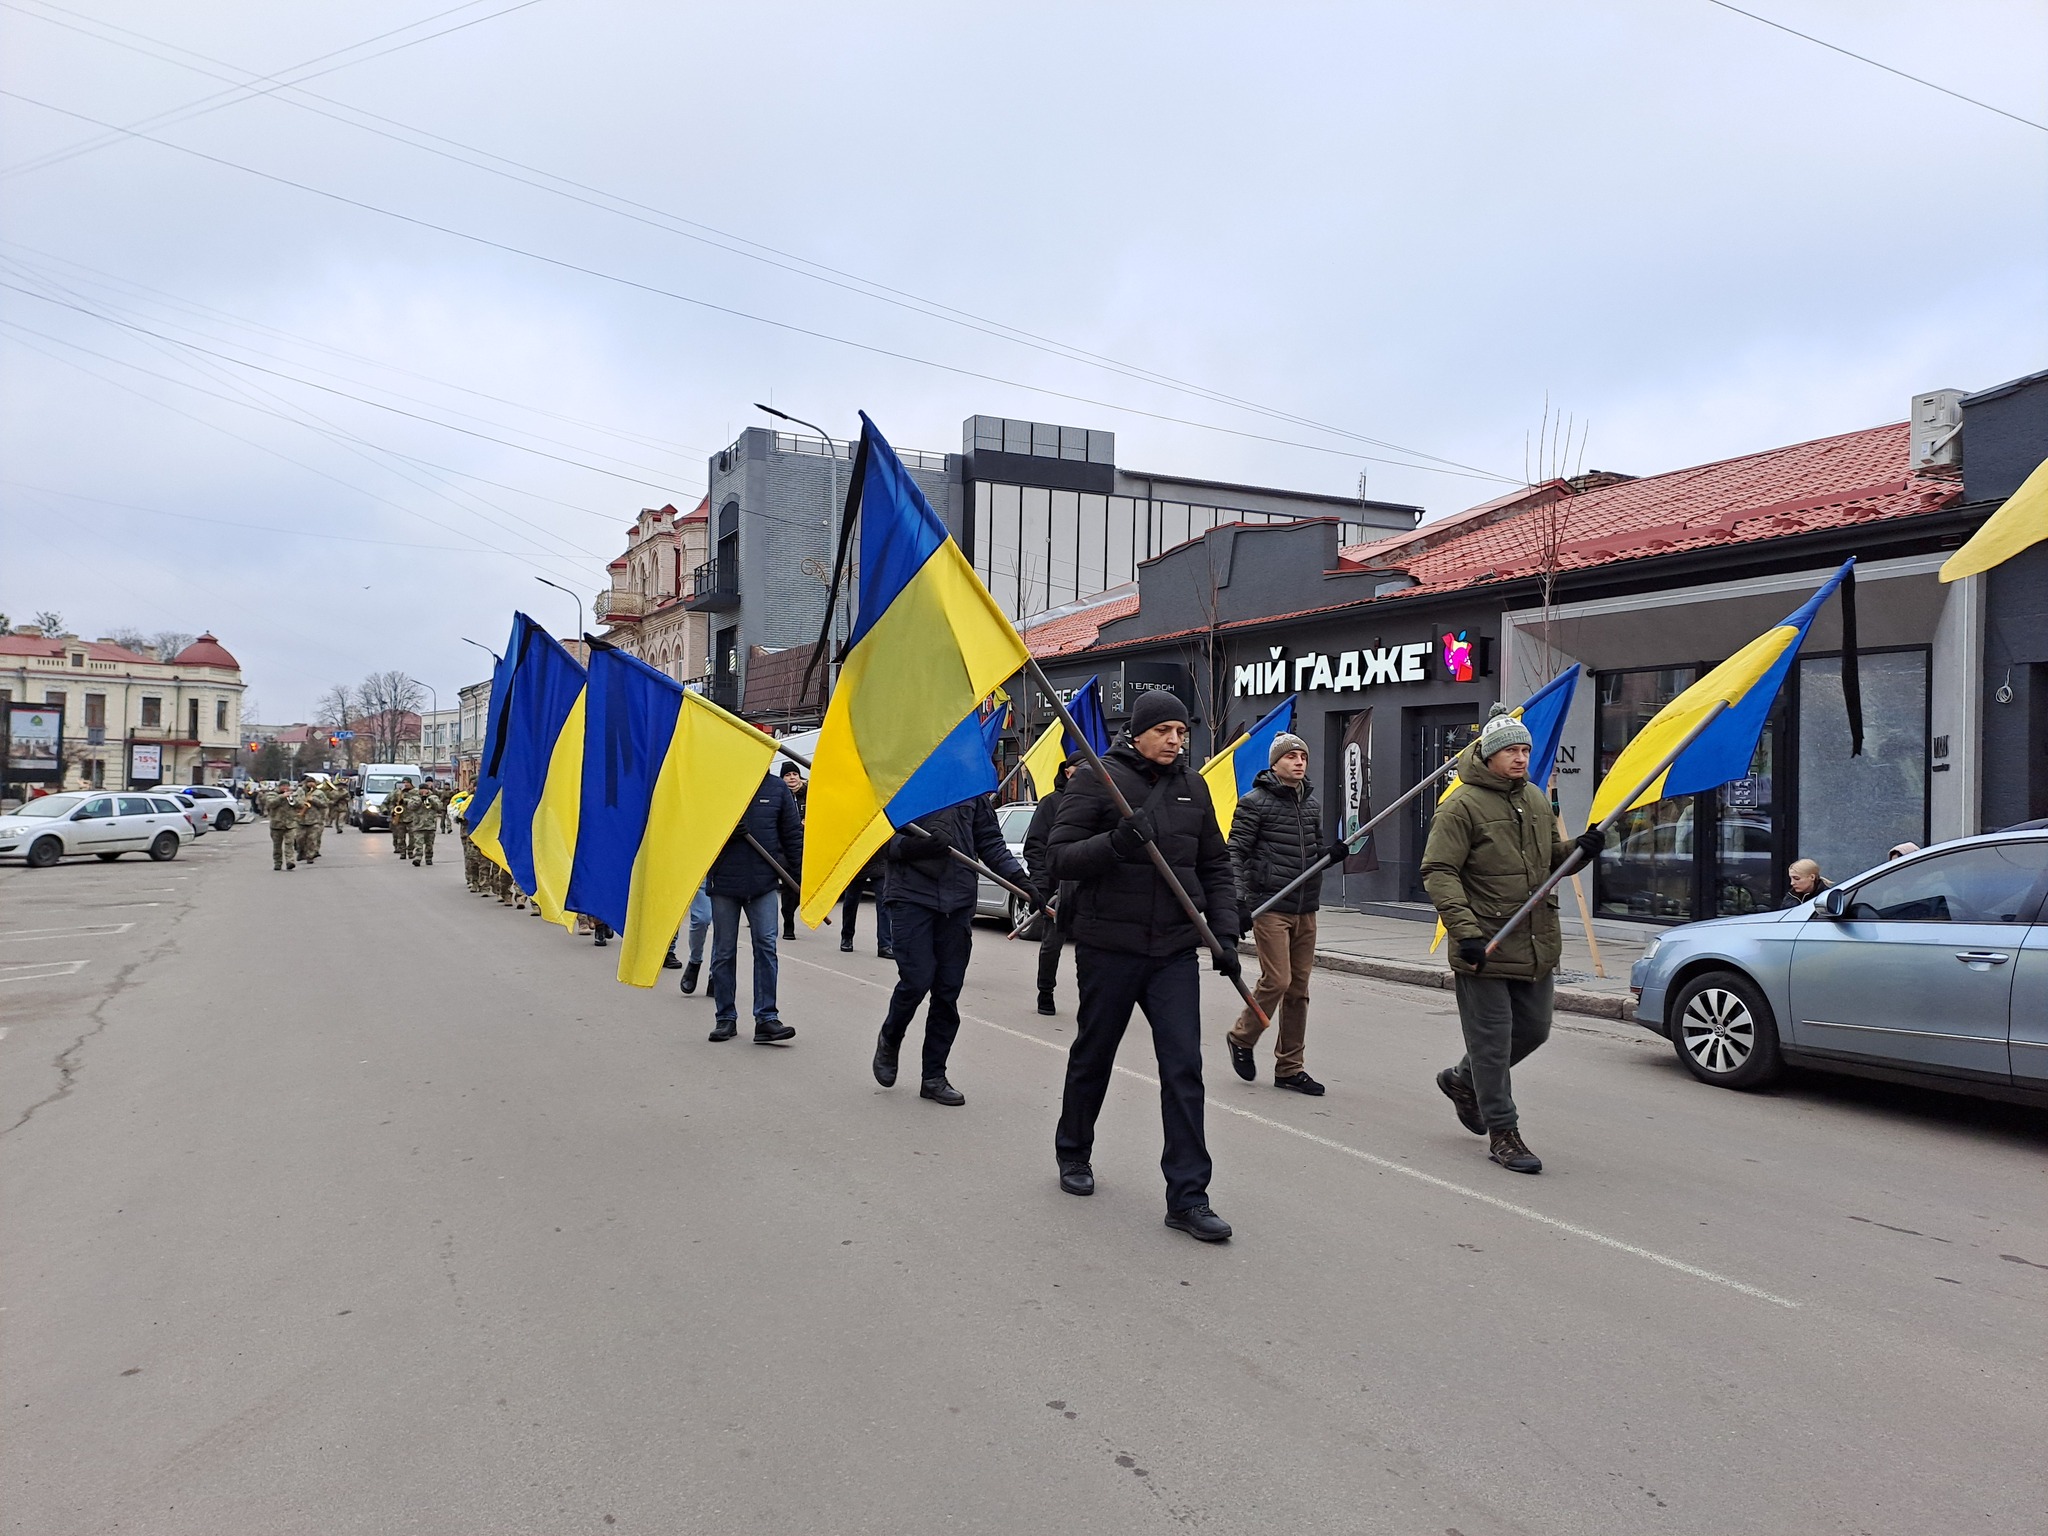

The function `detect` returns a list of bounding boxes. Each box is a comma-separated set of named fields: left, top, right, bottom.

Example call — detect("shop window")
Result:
left=1796, top=651, right=1928, bottom=883
left=141, top=695, right=162, bottom=727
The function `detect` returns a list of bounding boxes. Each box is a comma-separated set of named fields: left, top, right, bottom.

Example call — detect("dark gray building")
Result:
left=1966, top=368, right=2048, bottom=829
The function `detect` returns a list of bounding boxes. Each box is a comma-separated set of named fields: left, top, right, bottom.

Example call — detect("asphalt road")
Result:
left=4, top=818, right=2045, bottom=1535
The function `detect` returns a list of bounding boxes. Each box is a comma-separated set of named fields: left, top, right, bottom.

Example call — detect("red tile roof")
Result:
left=1340, top=421, right=1958, bottom=594
left=0, top=635, right=157, bottom=664
left=172, top=632, right=239, bottom=669
left=1023, top=593, right=1140, bottom=658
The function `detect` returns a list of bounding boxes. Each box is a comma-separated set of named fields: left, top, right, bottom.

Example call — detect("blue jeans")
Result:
left=710, top=890, right=780, bottom=1025
left=686, top=883, right=712, bottom=965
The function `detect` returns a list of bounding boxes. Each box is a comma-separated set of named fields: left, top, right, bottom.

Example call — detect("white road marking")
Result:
left=0, top=960, right=88, bottom=984
left=786, top=953, right=1800, bottom=1309
left=0, top=924, right=135, bottom=941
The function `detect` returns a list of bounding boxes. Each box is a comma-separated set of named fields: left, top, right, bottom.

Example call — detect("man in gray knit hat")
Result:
left=1225, top=730, right=1350, bottom=1094
left=1421, top=703, right=1603, bottom=1173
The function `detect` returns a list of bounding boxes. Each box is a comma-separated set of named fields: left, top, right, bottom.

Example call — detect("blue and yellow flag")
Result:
left=529, top=683, right=587, bottom=930
left=1020, top=675, right=1109, bottom=798
left=1200, top=695, right=1296, bottom=839
left=463, top=625, right=520, bottom=843
left=799, top=414, right=1030, bottom=925
left=468, top=615, right=585, bottom=902
left=1591, top=560, right=1852, bottom=824
left=564, top=646, right=777, bottom=987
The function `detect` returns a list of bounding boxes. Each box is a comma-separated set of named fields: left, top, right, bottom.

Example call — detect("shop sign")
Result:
left=129, top=743, right=162, bottom=785
left=1233, top=642, right=1434, bottom=698
left=6, top=703, right=63, bottom=780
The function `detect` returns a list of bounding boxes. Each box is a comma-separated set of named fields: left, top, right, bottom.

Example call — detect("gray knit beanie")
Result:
left=1476, top=702, right=1532, bottom=757
left=1269, top=731, right=1309, bottom=767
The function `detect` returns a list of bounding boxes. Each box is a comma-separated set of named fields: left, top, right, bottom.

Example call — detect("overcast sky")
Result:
left=3, top=0, right=2043, bottom=721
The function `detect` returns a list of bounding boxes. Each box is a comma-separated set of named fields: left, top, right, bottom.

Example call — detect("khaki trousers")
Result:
left=1228, top=911, right=1317, bottom=1076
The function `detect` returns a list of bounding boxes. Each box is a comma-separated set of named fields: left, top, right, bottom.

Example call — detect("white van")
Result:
left=353, top=764, right=422, bottom=831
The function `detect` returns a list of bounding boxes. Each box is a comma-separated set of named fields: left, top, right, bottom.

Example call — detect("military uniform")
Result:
left=296, top=782, right=326, bottom=863
left=268, top=784, right=303, bottom=869
left=405, top=785, right=443, bottom=866
left=327, top=781, right=348, bottom=832
left=388, top=783, right=414, bottom=862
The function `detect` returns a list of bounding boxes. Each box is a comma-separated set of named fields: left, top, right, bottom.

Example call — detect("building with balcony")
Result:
left=596, top=499, right=711, bottom=685
left=0, top=628, right=246, bottom=790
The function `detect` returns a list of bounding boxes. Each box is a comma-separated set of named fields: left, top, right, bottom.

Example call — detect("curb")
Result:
left=1244, top=942, right=1637, bottom=1023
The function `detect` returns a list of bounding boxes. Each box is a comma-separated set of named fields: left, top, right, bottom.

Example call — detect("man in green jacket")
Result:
left=1421, top=704, right=1603, bottom=1174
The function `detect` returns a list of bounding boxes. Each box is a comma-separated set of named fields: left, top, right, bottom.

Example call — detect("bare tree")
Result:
left=316, top=684, right=359, bottom=768
left=356, top=671, right=425, bottom=762
left=34, top=610, right=65, bottom=636
left=107, top=626, right=151, bottom=654
left=150, top=630, right=196, bottom=662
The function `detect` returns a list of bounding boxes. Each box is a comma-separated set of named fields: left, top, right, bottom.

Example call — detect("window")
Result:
left=1798, top=651, right=1927, bottom=880
left=1843, top=843, right=2048, bottom=924
left=78, top=796, right=115, bottom=819
left=90, top=760, right=104, bottom=788
left=85, top=693, right=106, bottom=728
left=70, top=652, right=85, bottom=668
left=45, top=689, right=64, bottom=707
left=148, top=797, right=182, bottom=815
left=141, top=696, right=162, bottom=727
left=187, top=698, right=200, bottom=739
left=216, top=699, right=228, bottom=731
left=118, top=796, right=155, bottom=817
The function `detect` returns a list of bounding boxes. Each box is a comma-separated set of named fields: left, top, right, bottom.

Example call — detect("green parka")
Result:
left=1420, top=743, right=1571, bottom=980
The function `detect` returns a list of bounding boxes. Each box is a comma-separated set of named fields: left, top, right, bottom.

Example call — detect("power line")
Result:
left=1702, top=0, right=2048, bottom=133
left=0, top=86, right=1519, bottom=485
left=0, top=0, right=550, bottom=178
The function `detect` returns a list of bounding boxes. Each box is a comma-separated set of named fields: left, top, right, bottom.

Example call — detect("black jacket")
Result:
left=1046, top=741, right=1239, bottom=957
left=709, top=773, right=803, bottom=900
left=1228, top=769, right=1324, bottom=915
left=1022, top=786, right=1079, bottom=933
left=883, top=796, right=1027, bottom=914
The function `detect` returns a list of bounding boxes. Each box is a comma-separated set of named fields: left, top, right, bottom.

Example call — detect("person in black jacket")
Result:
left=1021, top=758, right=1078, bottom=1016
left=1046, top=690, right=1241, bottom=1242
left=871, top=794, right=1033, bottom=1105
left=704, top=769, right=803, bottom=1045
left=779, top=764, right=808, bottom=939
left=1225, top=732, right=1349, bottom=1095
left=838, top=850, right=895, bottom=957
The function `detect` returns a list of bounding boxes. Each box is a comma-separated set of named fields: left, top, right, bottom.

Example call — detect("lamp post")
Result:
left=408, top=677, right=440, bottom=779
left=756, top=403, right=848, bottom=700
left=460, top=636, right=501, bottom=663
left=534, top=577, right=585, bottom=649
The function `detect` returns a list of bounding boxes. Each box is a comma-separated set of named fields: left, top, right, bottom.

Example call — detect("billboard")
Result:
left=129, top=742, right=163, bottom=786
left=5, top=703, right=63, bottom=782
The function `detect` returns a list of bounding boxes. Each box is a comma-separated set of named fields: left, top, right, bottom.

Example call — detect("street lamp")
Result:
left=756, top=403, right=850, bottom=699
left=408, top=676, right=440, bottom=779
left=460, top=636, right=501, bottom=663
left=534, top=576, right=585, bottom=645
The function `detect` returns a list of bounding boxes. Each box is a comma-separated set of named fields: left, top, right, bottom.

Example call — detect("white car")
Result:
left=166, top=784, right=238, bottom=831
left=974, top=801, right=1040, bottom=925
left=0, top=791, right=197, bottom=867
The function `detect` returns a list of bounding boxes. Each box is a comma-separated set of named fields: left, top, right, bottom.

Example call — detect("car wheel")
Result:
left=148, top=832, right=180, bottom=862
left=1669, top=969, right=1782, bottom=1089
left=96, top=852, right=123, bottom=861
left=27, top=835, right=62, bottom=869
left=215, top=809, right=234, bottom=830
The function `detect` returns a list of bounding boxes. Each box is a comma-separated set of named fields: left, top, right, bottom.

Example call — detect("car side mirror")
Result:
left=1814, top=887, right=1848, bottom=919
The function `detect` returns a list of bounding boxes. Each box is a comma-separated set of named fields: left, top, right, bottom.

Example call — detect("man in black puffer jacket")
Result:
left=1047, top=690, right=1241, bottom=1242
left=1021, top=758, right=1078, bottom=1016
left=871, top=794, right=1033, bottom=1106
left=1225, top=731, right=1350, bottom=1096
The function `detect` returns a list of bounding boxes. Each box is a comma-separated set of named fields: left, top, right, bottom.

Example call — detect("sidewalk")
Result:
left=1272, top=901, right=1651, bottom=1023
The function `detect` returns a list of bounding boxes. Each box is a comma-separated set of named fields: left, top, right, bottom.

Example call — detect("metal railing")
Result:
left=595, top=589, right=645, bottom=620
left=687, top=555, right=739, bottom=606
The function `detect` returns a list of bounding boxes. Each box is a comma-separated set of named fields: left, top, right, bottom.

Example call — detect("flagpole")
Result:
left=1024, top=657, right=1270, bottom=1029
left=1483, top=699, right=1730, bottom=958
left=1246, top=754, right=1460, bottom=923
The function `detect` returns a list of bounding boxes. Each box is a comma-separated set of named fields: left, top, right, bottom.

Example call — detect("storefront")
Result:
left=1505, top=552, right=1978, bottom=922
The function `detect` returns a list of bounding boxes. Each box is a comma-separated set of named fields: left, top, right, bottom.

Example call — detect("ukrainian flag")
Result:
left=1020, top=675, right=1109, bottom=798
left=799, top=414, right=1029, bottom=926
left=565, top=645, right=777, bottom=987
left=1591, top=559, right=1852, bottom=824
left=467, top=614, right=585, bottom=908
left=463, top=628, right=519, bottom=845
left=1200, top=695, right=1296, bottom=839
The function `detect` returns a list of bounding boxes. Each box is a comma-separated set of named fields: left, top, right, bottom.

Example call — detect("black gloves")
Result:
left=904, top=832, right=953, bottom=863
left=1573, top=827, right=1607, bottom=863
left=1457, top=936, right=1488, bottom=971
left=1212, top=946, right=1244, bottom=981
left=1326, top=838, right=1354, bottom=867
left=1107, top=807, right=1155, bottom=859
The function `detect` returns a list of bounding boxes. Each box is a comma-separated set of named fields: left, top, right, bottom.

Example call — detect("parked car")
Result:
left=353, top=764, right=420, bottom=831
left=166, top=784, right=238, bottom=831
left=0, top=791, right=197, bottom=867
left=974, top=801, right=1039, bottom=926
left=1630, top=829, right=2048, bottom=1105
left=164, top=791, right=208, bottom=836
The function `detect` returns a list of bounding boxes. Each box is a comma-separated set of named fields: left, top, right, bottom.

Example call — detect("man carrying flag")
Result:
left=870, top=792, right=1034, bottom=1105
left=1422, top=704, right=1605, bottom=1175
left=1047, top=689, right=1242, bottom=1242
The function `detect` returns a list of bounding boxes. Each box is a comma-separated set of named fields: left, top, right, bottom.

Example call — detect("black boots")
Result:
left=919, top=1077, right=965, bottom=1107
left=1036, top=989, right=1056, bottom=1016
left=1488, top=1127, right=1542, bottom=1174
left=753, top=1020, right=796, bottom=1045
left=662, top=946, right=683, bottom=970
left=1058, top=1161, right=1094, bottom=1196
left=1436, top=1068, right=1486, bottom=1135
left=1165, top=1206, right=1232, bottom=1242
left=678, top=961, right=700, bottom=995
left=872, top=1029, right=899, bottom=1087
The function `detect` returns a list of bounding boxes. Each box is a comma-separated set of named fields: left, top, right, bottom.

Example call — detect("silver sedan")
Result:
left=1630, top=829, right=2048, bottom=1105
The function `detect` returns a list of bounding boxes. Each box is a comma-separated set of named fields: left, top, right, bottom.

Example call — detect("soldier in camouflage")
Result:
left=405, top=781, right=444, bottom=867
left=268, top=780, right=303, bottom=870
left=298, top=777, right=329, bottom=863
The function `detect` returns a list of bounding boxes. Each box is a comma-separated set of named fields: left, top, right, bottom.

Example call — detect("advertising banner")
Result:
left=129, top=742, right=163, bottom=786
left=6, top=703, right=63, bottom=781
left=1339, top=707, right=1379, bottom=872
